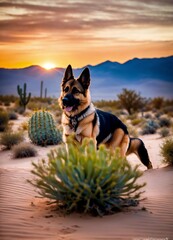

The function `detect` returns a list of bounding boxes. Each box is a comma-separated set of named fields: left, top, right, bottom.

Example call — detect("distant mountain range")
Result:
left=0, top=56, right=173, bottom=100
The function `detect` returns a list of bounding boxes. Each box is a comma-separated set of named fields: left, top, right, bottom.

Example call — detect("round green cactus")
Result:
left=30, top=138, right=146, bottom=216
left=28, top=110, right=61, bottom=146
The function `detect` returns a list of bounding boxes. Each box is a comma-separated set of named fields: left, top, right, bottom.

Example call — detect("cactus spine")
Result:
left=17, top=83, right=31, bottom=113
left=28, top=110, right=61, bottom=146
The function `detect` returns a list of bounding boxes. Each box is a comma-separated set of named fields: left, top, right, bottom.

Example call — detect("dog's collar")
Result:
left=65, top=103, right=95, bottom=131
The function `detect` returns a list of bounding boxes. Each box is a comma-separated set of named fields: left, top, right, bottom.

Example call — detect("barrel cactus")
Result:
left=28, top=110, right=61, bottom=146
left=30, top=138, right=146, bottom=216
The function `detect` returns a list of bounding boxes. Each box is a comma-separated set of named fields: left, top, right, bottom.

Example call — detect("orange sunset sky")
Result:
left=0, top=0, right=173, bottom=68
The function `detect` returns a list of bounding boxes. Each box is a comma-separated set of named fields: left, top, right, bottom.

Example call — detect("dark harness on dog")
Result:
left=95, top=109, right=128, bottom=146
left=66, top=105, right=93, bottom=131
left=65, top=104, right=128, bottom=146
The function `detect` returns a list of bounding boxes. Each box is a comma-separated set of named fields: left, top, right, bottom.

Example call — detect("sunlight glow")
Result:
left=42, top=62, right=56, bottom=70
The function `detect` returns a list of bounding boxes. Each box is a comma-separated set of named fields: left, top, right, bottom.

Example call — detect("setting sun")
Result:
left=42, top=62, right=56, bottom=70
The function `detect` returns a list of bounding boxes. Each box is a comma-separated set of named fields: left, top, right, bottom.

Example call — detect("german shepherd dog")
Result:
left=59, top=65, right=153, bottom=169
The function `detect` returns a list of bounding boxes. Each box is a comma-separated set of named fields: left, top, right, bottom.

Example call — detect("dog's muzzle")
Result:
left=62, top=97, right=70, bottom=106
left=62, top=94, right=80, bottom=112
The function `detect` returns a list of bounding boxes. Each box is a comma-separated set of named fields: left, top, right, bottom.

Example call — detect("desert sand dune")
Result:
left=0, top=166, right=172, bottom=240
left=0, top=130, right=173, bottom=240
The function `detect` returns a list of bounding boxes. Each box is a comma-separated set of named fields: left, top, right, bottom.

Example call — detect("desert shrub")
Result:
left=50, top=102, right=62, bottom=112
left=158, top=117, right=171, bottom=128
left=117, top=89, right=146, bottom=115
left=31, top=97, right=53, bottom=104
left=30, top=138, right=145, bottom=216
left=127, top=126, right=139, bottom=138
left=0, top=95, right=17, bottom=104
left=4, top=101, right=10, bottom=107
left=27, top=97, right=53, bottom=111
left=141, top=120, right=159, bottom=135
left=144, top=113, right=152, bottom=119
left=0, top=131, right=24, bottom=149
left=16, top=106, right=25, bottom=115
left=8, top=111, right=18, bottom=120
left=162, top=106, right=173, bottom=117
left=0, top=111, right=9, bottom=132
left=94, top=100, right=118, bottom=109
left=27, top=101, right=43, bottom=111
left=12, top=142, right=37, bottom=158
left=127, top=113, right=138, bottom=121
left=115, top=110, right=128, bottom=116
left=159, top=128, right=170, bottom=138
left=160, top=138, right=173, bottom=165
left=155, top=112, right=163, bottom=119
left=131, top=118, right=144, bottom=126
left=19, top=121, right=28, bottom=131
left=150, top=97, right=164, bottom=110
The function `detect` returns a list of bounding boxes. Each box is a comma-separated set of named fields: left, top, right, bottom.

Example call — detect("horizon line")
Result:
left=0, top=55, right=173, bottom=70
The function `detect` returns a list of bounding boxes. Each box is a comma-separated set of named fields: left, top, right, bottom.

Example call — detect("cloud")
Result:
left=0, top=0, right=173, bottom=68
left=0, top=0, right=173, bottom=45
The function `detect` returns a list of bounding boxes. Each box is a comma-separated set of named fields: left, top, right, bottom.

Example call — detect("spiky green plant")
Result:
left=28, top=110, right=61, bottom=146
left=17, top=83, right=31, bottom=113
left=30, top=138, right=146, bottom=216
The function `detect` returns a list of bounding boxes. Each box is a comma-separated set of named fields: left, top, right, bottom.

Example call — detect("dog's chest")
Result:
left=62, top=112, right=95, bottom=142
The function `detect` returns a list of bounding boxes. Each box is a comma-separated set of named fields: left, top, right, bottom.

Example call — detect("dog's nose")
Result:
left=62, top=97, right=69, bottom=106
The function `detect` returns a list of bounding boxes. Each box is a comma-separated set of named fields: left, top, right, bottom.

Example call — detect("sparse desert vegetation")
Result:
left=0, top=110, right=9, bottom=132
left=159, top=127, right=170, bottom=138
left=0, top=0, right=173, bottom=235
left=0, top=91, right=173, bottom=218
left=0, top=131, right=24, bottom=150
left=30, top=138, right=145, bottom=216
left=160, top=137, right=173, bottom=165
left=12, top=142, right=37, bottom=158
left=0, top=91, right=173, bottom=144
left=0, top=89, right=173, bottom=239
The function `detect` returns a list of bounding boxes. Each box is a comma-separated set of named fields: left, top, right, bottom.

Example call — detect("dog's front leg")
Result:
left=93, top=137, right=98, bottom=150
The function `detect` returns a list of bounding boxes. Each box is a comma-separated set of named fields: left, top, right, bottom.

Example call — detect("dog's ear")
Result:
left=78, top=67, right=90, bottom=89
left=62, top=65, right=74, bottom=85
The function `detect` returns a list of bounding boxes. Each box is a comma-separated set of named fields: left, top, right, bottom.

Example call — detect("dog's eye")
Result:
left=72, top=87, right=80, bottom=94
left=64, top=86, right=69, bottom=93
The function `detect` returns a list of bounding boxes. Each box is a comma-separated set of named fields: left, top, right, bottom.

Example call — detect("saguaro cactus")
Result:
left=17, top=83, right=31, bottom=113
left=40, top=81, right=43, bottom=98
left=45, top=88, right=47, bottom=98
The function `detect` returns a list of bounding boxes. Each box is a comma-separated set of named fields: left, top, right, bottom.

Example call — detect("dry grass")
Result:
left=12, top=142, right=37, bottom=158
left=0, top=131, right=24, bottom=150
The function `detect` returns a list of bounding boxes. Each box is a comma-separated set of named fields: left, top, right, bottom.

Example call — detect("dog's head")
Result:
left=59, top=65, right=91, bottom=115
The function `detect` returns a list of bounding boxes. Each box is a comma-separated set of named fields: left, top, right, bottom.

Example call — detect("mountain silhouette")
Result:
left=0, top=56, right=173, bottom=100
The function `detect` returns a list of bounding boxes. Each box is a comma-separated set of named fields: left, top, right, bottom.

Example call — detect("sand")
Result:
left=0, top=167, right=172, bottom=240
left=0, top=116, right=173, bottom=240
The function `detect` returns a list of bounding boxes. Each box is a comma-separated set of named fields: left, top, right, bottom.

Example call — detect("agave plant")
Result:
left=30, top=138, right=146, bottom=216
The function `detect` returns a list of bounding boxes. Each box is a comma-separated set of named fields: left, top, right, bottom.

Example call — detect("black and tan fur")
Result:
left=59, top=65, right=153, bottom=169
